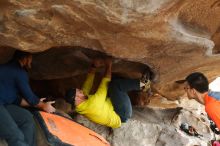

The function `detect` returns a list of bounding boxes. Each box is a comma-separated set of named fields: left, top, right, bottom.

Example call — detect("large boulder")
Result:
left=0, top=96, right=218, bottom=146
left=74, top=96, right=216, bottom=146
left=1, top=0, right=220, bottom=99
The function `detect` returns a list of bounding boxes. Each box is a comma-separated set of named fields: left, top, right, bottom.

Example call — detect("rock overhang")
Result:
left=1, top=0, right=220, bottom=99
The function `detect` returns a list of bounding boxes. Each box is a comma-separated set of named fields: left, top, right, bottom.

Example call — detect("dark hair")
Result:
left=186, top=72, right=209, bottom=93
left=12, top=50, right=32, bottom=61
left=65, top=88, right=76, bottom=108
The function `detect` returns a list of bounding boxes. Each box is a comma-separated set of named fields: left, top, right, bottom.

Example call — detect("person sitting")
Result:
left=0, top=50, right=56, bottom=146
left=65, top=58, right=151, bottom=128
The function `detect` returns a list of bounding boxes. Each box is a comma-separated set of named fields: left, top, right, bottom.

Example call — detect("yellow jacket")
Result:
left=76, top=73, right=121, bottom=128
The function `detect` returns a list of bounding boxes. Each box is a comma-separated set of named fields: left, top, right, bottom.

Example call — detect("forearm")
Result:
left=20, top=98, right=55, bottom=113
left=20, top=99, right=44, bottom=110
left=20, top=98, right=40, bottom=107
left=88, top=65, right=97, bottom=74
left=104, top=63, right=112, bottom=79
left=20, top=98, right=31, bottom=107
left=35, top=101, right=45, bottom=109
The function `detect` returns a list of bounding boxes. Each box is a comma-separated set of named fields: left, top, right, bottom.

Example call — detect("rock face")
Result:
left=1, top=0, right=220, bottom=98
left=2, top=1, right=220, bottom=145
left=0, top=96, right=218, bottom=146
left=74, top=97, right=216, bottom=146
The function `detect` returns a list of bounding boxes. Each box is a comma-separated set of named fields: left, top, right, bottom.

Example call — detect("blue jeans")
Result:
left=0, top=105, right=36, bottom=146
left=108, top=78, right=140, bottom=122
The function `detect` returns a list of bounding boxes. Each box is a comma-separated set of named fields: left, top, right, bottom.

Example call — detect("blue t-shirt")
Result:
left=0, top=61, right=39, bottom=105
left=208, top=91, right=220, bottom=100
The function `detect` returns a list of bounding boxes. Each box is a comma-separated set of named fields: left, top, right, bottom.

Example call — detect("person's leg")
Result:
left=108, top=86, right=132, bottom=122
left=5, top=105, right=36, bottom=146
left=0, top=105, right=28, bottom=146
left=110, top=78, right=140, bottom=92
left=108, top=78, right=140, bottom=122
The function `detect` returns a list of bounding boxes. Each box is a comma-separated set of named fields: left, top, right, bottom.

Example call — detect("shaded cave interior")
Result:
left=1, top=46, right=156, bottom=107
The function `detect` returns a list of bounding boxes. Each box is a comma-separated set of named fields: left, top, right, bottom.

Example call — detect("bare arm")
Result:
left=82, top=59, right=103, bottom=95
left=88, top=58, right=112, bottom=80
left=89, top=58, right=112, bottom=102
left=104, top=58, right=112, bottom=79
left=88, top=65, right=97, bottom=74
left=88, top=58, right=105, bottom=74
left=20, top=98, right=56, bottom=113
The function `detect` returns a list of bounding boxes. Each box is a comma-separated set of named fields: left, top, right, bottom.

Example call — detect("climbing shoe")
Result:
left=140, top=70, right=151, bottom=92
left=180, top=123, right=202, bottom=137
left=210, top=119, right=220, bottom=135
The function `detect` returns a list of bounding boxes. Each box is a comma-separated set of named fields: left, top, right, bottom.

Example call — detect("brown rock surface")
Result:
left=1, top=0, right=220, bottom=99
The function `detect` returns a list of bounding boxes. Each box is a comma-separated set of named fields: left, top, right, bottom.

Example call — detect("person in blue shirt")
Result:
left=208, top=91, right=220, bottom=100
left=0, top=50, right=56, bottom=146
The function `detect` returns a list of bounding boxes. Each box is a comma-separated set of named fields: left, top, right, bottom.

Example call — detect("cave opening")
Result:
left=1, top=46, right=156, bottom=108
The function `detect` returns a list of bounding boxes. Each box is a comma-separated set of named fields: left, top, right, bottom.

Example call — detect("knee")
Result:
left=110, top=80, right=121, bottom=89
left=25, top=110, right=34, bottom=120
left=22, top=110, right=35, bottom=128
left=111, top=79, right=121, bottom=85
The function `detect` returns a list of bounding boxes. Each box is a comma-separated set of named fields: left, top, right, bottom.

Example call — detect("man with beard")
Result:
left=0, top=50, right=56, bottom=146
